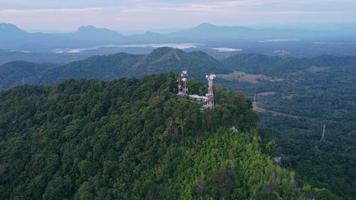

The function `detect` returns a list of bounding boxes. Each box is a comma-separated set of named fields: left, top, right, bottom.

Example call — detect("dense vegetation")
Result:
left=0, top=47, right=227, bottom=90
left=0, top=61, right=57, bottom=90
left=219, top=54, right=356, bottom=199
left=223, top=54, right=356, bottom=76
left=2, top=48, right=356, bottom=91
left=1, top=48, right=355, bottom=199
left=0, top=73, right=317, bottom=199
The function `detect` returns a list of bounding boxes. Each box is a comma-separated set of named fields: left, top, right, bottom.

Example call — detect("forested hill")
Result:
left=0, top=73, right=319, bottom=199
left=2, top=47, right=356, bottom=91
left=223, top=53, right=356, bottom=75
left=0, top=47, right=226, bottom=90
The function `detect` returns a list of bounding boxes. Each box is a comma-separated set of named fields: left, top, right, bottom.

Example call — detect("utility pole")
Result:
left=252, top=92, right=257, bottom=111
left=320, top=124, right=326, bottom=142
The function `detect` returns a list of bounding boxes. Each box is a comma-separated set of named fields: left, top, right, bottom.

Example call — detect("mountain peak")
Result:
left=151, top=47, right=179, bottom=53
left=193, top=23, right=251, bottom=32
left=74, top=25, right=123, bottom=40
left=78, top=25, right=105, bottom=32
left=147, top=47, right=183, bottom=59
left=195, top=23, right=217, bottom=29
left=0, top=23, right=24, bottom=33
left=77, top=25, right=97, bottom=31
left=76, top=25, right=118, bottom=34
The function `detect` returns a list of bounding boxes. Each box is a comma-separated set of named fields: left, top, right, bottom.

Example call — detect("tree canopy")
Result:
left=0, top=73, right=324, bottom=199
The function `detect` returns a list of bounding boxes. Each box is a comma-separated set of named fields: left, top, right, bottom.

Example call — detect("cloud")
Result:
left=0, top=7, right=103, bottom=14
left=0, top=0, right=355, bottom=31
left=120, top=0, right=277, bottom=13
left=0, top=7, right=107, bottom=32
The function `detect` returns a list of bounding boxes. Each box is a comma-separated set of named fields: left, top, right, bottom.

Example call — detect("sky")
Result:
left=0, top=0, right=355, bottom=33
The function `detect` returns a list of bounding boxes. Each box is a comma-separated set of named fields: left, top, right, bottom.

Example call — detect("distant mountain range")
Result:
left=2, top=22, right=356, bottom=52
left=0, top=47, right=228, bottom=89
left=2, top=47, right=356, bottom=90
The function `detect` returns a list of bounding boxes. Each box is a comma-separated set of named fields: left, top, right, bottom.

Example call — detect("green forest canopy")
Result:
left=0, top=73, right=334, bottom=199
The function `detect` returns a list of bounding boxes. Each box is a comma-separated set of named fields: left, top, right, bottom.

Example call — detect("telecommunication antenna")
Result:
left=182, top=70, right=188, bottom=95
left=205, top=73, right=216, bottom=109
left=176, top=70, right=217, bottom=110
left=177, top=70, right=188, bottom=96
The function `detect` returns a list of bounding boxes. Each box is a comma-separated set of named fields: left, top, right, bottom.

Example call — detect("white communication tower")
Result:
left=177, top=70, right=188, bottom=96
left=205, top=73, right=216, bottom=109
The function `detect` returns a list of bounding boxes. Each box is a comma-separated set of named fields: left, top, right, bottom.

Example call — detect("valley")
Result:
left=218, top=55, right=356, bottom=199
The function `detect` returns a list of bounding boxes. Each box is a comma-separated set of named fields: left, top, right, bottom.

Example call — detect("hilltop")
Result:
left=1, top=48, right=355, bottom=198
left=0, top=73, right=324, bottom=199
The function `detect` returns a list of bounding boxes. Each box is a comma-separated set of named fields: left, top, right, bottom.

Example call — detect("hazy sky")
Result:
left=0, top=0, right=355, bottom=32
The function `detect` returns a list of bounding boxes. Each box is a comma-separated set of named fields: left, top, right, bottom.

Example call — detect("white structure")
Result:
left=230, top=126, right=239, bottom=133
left=177, top=70, right=216, bottom=110
left=273, top=156, right=282, bottom=164
left=204, top=73, right=216, bottom=109
left=177, top=70, right=188, bottom=97
left=189, top=94, right=208, bottom=102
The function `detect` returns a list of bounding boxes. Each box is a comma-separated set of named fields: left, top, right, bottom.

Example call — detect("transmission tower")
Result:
left=205, top=73, right=216, bottom=109
left=177, top=70, right=188, bottom=96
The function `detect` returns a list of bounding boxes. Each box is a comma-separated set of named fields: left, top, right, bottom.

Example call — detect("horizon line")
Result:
left=1, top=21, right=356, bottom=34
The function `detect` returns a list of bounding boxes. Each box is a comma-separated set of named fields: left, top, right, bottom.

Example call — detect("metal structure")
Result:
left=205, top=73, right=216, bottom=109
left=176, top=70, right=216, bottom=110
left=189, top=94, right=208, bottom=102
left=177, top=70, right=188, bottom=97
left=252, top=92, right=257, bottom=111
